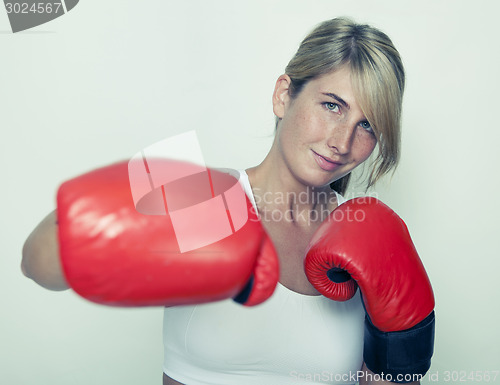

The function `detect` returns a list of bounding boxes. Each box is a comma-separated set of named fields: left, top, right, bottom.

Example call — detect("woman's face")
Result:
left=272, top=65, right=377, bottom=188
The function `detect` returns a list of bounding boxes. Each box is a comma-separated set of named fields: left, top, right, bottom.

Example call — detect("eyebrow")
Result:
left=322, top=92, right=350, bottom=110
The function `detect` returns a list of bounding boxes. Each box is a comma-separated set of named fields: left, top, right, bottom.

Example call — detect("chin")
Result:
left=299, top=173, right=335, bottom=189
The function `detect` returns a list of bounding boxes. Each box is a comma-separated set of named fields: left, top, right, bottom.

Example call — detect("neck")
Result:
left=246, top=145, right=336, bottom=226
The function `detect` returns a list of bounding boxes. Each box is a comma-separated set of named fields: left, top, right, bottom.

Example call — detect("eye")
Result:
left=359, top=120, right=373, bottom=133
left=324, top=102, right=340, bottom=113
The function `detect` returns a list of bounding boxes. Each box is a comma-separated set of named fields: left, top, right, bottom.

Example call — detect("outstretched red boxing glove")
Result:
left=305, top=197, right=435, bottom=383
left=57, top=159, right=279, bottom=307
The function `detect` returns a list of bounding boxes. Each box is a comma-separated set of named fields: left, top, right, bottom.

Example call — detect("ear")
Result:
left=272, top=74, right=292, bottom=119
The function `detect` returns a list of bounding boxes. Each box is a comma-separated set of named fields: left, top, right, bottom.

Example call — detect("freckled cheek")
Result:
left=282, top=107, right=324, bottom=147
left=354, top=135, right=377, bottom=162
left=278, top=125, right=304, bottom=158
left=298, top=115, right=328, bottom=141
left=292, top=103, right=319, bottom=127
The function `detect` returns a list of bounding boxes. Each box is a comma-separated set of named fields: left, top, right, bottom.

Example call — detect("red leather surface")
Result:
left=305, top=197, right=435, bottom=332
left=57, top=160, right=278, bottom=307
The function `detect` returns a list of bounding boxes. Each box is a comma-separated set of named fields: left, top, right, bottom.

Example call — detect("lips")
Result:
left=312, top=150, right=343, bottom=172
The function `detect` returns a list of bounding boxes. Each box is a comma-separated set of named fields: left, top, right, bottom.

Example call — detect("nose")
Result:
left=326, top=122, right=355, bottom=155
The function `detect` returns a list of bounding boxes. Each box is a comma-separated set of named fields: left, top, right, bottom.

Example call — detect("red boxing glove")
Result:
left=57, top=159, right=279, bottom=307
left=305, top=197, right=435, bottom=382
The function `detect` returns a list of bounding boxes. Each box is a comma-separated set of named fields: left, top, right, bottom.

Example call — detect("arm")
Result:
left=21, top=210, right=69, bottom=291
left=31, top=160, right=278, bottom=307
left=359, top=363, right=420, bottom=385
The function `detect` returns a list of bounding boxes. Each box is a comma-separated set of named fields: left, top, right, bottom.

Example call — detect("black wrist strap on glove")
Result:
left=363, top=311, right=435, bottom=383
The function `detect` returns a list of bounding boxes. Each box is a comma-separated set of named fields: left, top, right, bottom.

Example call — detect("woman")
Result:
left=22, top=17, right=419, bottom=385
left=161, top=18, right=410, bottom=385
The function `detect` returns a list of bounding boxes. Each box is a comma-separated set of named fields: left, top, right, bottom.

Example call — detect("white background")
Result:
left=1, top=1, right=499, bottom=384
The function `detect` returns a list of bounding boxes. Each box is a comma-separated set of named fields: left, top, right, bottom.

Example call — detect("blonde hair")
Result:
left=280, top=17, right=405, bottom=194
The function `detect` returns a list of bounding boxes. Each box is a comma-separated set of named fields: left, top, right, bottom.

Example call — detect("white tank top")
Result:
left=163, top=170, right=365, bottom=385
